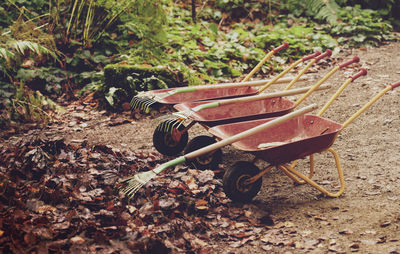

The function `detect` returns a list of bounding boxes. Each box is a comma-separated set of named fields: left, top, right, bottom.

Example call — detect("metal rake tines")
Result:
left=130, top=96, right=156, bottom=112
left=172, top=110, right=192, bottom=120
left=156, top=118, right=185, bottom=133
left=120, top=180, right=144, bottom=198
left=119, top=171, right=156, bottom=198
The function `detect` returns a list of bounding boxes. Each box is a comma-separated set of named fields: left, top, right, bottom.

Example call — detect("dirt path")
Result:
left=9, top=42, right=400, bottom=253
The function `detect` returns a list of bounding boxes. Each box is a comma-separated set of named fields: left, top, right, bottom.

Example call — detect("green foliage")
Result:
left=0, top=17, right=59, bottom=79
left=62, top=0, right=145, bottom=45
left=0, top=0, right=49, bottom=28
left=16, top=67, right=65, bottom=95
left=215, top=0, right=266, bottom=16
left=254, top=21, right=338, bottom=58
left=281, top=0, right=342, bottom=24
left=304, top=0, right=341, bottom=24
left=0, top=81, right=15, bottom=108
left=280, top=0, right=396, bottom=46
left=347, top=0, right=397, bottom=16
left=102, top=64, right=175, bottom=107
left=329, top=5, right=395, bottom=46
left=1, top=0, right=398, bottom=119
left=1, top=84, right=65, bottom=128
left=76, top=70, right=105, bottom=97
left=0, top=14, right=62, bottom=128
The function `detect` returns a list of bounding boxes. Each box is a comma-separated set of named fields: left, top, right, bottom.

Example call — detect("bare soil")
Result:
left=12, top=42, right=400, bottom=253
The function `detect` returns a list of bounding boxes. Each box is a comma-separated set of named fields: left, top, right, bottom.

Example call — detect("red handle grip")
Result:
left=314, top=49, right=332, bottom=63
left=339, top=56, right=360, bottom=69
left=350, top=68, right=368, bottom=81
left=273, top=42, right=289, bottom=53
left=390, top=81, right=400, bottom=89
left=302, top=51, right=321, bottom=62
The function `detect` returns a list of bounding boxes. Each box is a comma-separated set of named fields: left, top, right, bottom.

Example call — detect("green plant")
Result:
left=1, top=83, right=65, bottom=127
left=102, top=64, right=176, bottom=107
left=329, top=5, right=395, bottom=46
left=0, top=15, right=62, bottom=128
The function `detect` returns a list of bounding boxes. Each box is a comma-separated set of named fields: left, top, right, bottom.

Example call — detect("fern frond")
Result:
left=10, top=40, right=58, bottom=60
left=0, top=48, right=15, bottom=62
left=306, top=0, right=341, bottom=24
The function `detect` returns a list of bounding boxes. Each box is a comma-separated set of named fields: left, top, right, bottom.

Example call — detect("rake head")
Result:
left=119, top=170, right=157, bottom=198
left=171, top=109, right=194, bottom=120
left=130, top=95, right=157, bottom=113
left=155, top=118, right=186, bottom=133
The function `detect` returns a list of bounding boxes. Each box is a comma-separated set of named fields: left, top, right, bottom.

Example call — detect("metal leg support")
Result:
left=279, top=148, right=345, bottom=197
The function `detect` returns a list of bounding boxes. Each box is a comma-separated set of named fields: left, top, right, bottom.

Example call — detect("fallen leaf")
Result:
left=37, top=205, right=57, bottom=214
left=349, top=243, right=360, bottom=249
left=339, top=229, right=353, bottom=235
left=70, top=236, right=85, bottom=244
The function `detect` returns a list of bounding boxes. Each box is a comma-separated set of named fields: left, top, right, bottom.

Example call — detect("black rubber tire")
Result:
left=184, top=135, right=222, bottom=170
left=153, top=120, right=188, bottom=156
left=223, top=161, right=262, bottom=202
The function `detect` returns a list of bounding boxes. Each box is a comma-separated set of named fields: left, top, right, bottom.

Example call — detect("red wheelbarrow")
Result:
left=204, top=81, right=400, bottom=202
left=152, top=54, right=359, bottom=158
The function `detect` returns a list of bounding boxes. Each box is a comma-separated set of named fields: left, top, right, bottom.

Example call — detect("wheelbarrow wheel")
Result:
left=153, top=120, right=188, bottom=156
left=184, top=135, right=222, bottom=170
left=223, top=161, right=262, bottom=202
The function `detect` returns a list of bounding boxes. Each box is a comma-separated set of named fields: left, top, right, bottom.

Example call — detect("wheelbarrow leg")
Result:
left=279, top=148, right=345, bottom=198
left=279, top=154, right=315, bottom=185
left=244, top=165, right=274, bottom=185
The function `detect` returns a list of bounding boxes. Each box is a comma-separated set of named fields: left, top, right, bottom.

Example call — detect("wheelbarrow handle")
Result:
left=314, top=49, right=332, bottom=63
left=342, top=79, right=398, bottom=129
left=390, top=81, right=400, bottom=89
left=301, top=51, right=321, bottom=62
left=273, top=42, right=289, bottom=53
left=350, top=68, right=368, bottom=82
left=339, top=56, right=360, bottom=69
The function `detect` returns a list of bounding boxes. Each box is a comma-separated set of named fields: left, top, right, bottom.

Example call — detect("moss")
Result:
left=103, top=63, right=184, bottom=97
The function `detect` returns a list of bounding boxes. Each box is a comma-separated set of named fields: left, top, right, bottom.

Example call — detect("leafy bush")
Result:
left=278, top=1, right=396, bottom=47
left=330, top=5, right=395, bottom=46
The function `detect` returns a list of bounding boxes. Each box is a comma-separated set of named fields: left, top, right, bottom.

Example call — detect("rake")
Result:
left=119, top=103, right=318, bottom=198
left=130, top=42, right=290, bottom=113
left=130, top=77, right=305, bottom=113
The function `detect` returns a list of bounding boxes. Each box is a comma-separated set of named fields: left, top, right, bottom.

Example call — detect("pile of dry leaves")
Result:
left=0, top=135, right=285, bottom=253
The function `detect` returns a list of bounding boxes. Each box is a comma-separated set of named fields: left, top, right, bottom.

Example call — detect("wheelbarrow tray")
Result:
left=173, top=97, right=295, bottom=127
left=208, top=115, right=343, bottom=165
left=152, top=86, right=259, bottom=105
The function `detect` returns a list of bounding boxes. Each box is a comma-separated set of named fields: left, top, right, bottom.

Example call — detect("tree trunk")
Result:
left=192, top=0, right=196, bottom=23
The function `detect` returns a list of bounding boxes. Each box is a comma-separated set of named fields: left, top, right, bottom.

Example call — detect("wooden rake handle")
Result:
left=218, top=84, right=331, bottom=106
